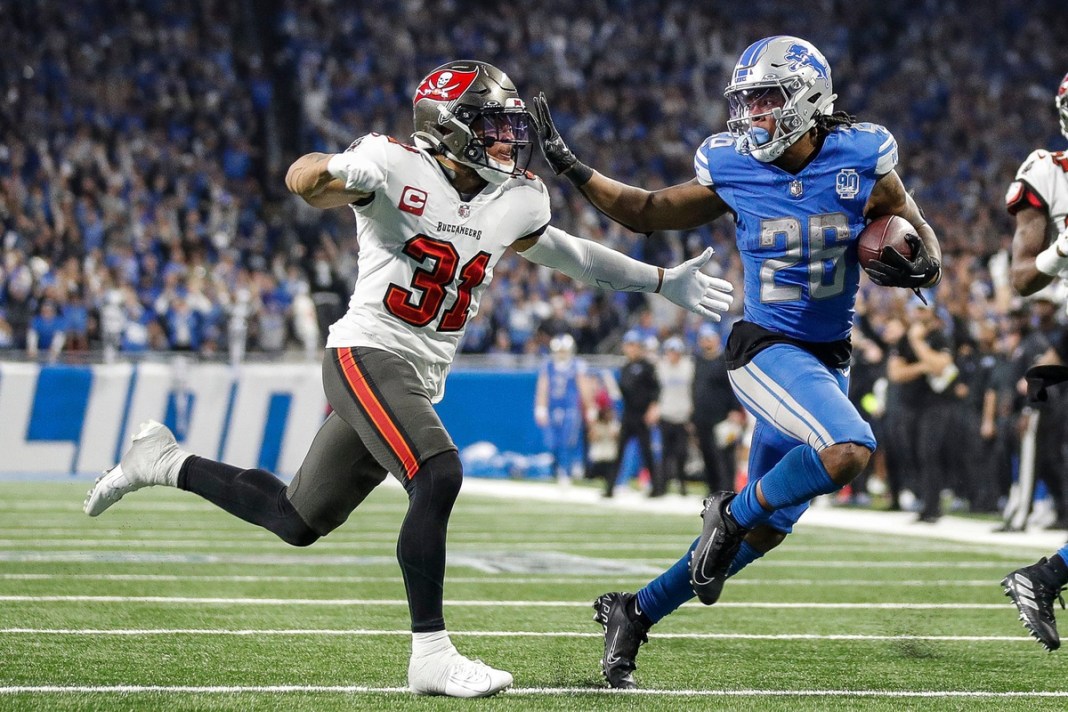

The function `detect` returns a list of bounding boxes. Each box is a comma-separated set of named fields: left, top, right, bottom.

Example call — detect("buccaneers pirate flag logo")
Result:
left=413, top=69, right=479, bottom=104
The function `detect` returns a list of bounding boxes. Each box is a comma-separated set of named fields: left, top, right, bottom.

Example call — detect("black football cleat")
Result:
left=592, top=592, right=648, bottom=689
left=1002, top=558, right=1066, bottom=651
left=689, top=491, right=748, bottom=605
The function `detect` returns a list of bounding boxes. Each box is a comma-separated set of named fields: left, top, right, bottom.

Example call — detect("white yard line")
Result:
left=0, top=534, right=996, bottom=554
left=0, top=628, right=1034, bottom=642
left=0, top=595, right=1015, bottom=609
left=3, top=685, right=1067, bottom=699
left=0, top=573, right=1008, bottom=586
left=0, top=551, right=1026, bottom=567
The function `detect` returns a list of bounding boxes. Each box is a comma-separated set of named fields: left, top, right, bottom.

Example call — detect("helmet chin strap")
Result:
left=471, top=156, right=515, bottom=184
left=448, top=148, right=513, bottom=185
left=735, top=127, right=788, bottom=162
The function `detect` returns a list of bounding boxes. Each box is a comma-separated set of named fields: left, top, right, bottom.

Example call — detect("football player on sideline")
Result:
left=535, top=36, right=941, bottom=688
left=1001, top=70, right=1068, bottom=652
left=82, top=60, right=733, bottom=698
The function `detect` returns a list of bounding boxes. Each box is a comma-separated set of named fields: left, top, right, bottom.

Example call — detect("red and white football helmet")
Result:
left=412, top=60, right=534, bottom=184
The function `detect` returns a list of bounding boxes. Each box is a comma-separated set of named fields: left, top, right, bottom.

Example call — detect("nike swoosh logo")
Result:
left=605, top=631, right=621, bottom=666
left=692, top=527, right=719, bottom=583
left=452, top=672, right=493, bottom=694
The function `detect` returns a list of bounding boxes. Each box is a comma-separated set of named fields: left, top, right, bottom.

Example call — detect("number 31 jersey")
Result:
left=326, top=133, right=551, bottom=402
left=694, top=124, right=898, bottom=342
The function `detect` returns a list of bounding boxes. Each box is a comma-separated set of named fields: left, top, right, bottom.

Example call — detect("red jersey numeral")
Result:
left=439, top=251, right=490, bottom=332
left=383, top=235, right=490, bottom=331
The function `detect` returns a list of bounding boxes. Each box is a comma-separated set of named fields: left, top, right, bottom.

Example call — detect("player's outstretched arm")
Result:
left=514, top=226, right=733, bottom=321
left=532, top=93, right=728, bottom=233
left=285, top=152, right=385, bottom=210
left=1011, top=205, right=1067, bottom=296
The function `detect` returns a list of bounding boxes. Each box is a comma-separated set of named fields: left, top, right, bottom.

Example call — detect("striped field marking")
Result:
left=0, top=551, right=1026, bottom=568
left=0, top=573, right=1013, bottom=586
left=0, top=538, right=743, bottom=552
left=0, top=595, right=1019, bottom=609
left=0, top=528, right=1011, bottom=552
left=0, top=628, right=1037, bottom=642
left=0, top=535, right=1001, bottom=554
left=1, top=685, right=1066, bottom=698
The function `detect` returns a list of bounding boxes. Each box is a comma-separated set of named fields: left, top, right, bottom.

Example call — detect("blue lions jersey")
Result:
left=694, top=124, right=898, bottom=342
left=542, top=357, right=586, bottom=417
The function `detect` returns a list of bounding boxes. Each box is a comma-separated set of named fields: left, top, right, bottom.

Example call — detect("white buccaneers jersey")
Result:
left=326, top=133, right=550, bottom=402
left=1006, top=148, right=1068, bottom=237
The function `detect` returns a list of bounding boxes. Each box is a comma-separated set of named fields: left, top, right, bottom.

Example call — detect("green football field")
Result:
left=1, top=480, right=1065, bottom=711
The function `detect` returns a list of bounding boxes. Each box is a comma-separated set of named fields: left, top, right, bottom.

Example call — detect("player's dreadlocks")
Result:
left=815, top=110, right=857, bottom=131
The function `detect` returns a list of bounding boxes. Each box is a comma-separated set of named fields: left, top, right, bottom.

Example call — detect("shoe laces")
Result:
left=451, top=658, right=492, bottom=684
left=1033, top=577, right=1067, bottom=616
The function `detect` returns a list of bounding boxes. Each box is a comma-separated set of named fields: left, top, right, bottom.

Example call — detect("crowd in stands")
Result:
left=2, top=0, right=1065, bottom=363
left=3, top=1, right=1068, bottom=515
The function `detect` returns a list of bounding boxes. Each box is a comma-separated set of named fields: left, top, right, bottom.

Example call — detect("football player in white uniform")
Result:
left=83, top=60, right=734, bottom=696
left=1002, top=71, right=1068, bottom=652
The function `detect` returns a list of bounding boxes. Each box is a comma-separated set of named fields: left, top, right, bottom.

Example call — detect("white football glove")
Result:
left=1035, top=224, right=1068, bottom=276
left=1050, top=225, right=1068, bottom=259
left=326, top=151, right=386, bottom=194
left=659, top=248, right=734, bottom=321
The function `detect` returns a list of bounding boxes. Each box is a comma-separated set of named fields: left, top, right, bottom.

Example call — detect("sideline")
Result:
left=4, top=474, right=1061, bottom=553
left=461, top=478, right=1064, bottom=553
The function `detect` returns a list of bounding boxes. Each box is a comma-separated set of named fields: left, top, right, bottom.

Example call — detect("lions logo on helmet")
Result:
left=724, top=36, right=837, bottom=163
left=411, top=60, right=535, bottom=185
left=783, top=42, right=829, bottom=79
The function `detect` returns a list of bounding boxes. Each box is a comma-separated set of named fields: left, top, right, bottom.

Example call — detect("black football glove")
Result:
left=1025, top=364, right=1068, bottom=403
left=531, top=92, right=592, bottom=186
left=864, top=233, right=941, bottom=289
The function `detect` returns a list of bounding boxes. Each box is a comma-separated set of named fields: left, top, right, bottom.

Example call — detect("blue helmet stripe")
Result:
left=739, top=36, right=777, bottom=67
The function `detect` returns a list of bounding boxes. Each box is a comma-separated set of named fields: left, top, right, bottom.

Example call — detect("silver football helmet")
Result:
left=1057, top=71, right=1068, bottom=141
left=724, top=36, right=837, bottom=162
left=412, top=60, right=534, bottom=184
left=549, top=333, right=576, bottom=361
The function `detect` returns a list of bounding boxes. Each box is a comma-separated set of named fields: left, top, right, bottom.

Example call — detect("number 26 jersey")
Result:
left=326, top=133, right=551, bottom=402
left=694, top=123, right=898, bottom=343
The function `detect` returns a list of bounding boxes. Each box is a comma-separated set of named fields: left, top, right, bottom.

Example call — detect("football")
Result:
left=857, top=215, right=915, bottom=270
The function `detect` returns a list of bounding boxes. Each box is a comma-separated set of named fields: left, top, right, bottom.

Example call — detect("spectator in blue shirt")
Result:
left=27, top=301, right=66, bottom=362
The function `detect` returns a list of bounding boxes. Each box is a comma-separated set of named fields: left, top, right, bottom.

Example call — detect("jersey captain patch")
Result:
left=399, top=186, right=428, bottom=216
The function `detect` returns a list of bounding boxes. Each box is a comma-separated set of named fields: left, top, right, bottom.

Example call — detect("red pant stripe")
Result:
left=336, top=347, right=419, bottom=478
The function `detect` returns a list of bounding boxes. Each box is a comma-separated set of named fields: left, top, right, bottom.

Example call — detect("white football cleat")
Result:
left=408, top=651, right=513, bottom=698
left=84, top=420, right=191, bottom=517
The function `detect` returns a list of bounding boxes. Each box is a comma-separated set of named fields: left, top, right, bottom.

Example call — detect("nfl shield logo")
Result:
left=789, top=180, right=803, bottom=198
left=457, top=204, right=471, bottom=219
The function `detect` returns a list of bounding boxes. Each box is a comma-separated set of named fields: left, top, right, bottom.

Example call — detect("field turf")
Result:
left=0, top=480, right=1064, bottom=711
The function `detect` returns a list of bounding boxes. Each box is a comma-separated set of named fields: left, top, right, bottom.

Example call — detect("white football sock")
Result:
left=412, top=630, right=455, bottom=658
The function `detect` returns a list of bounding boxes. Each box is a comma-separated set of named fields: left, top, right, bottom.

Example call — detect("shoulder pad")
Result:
left=833, top=122, right=892, bottom=175
left=694, top=133, right=737, bottom=186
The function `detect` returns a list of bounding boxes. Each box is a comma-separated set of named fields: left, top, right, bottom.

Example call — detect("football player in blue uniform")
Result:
left=535, top=333, right=596, bottom=483
left=534, top=36, right=942, bottom=688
